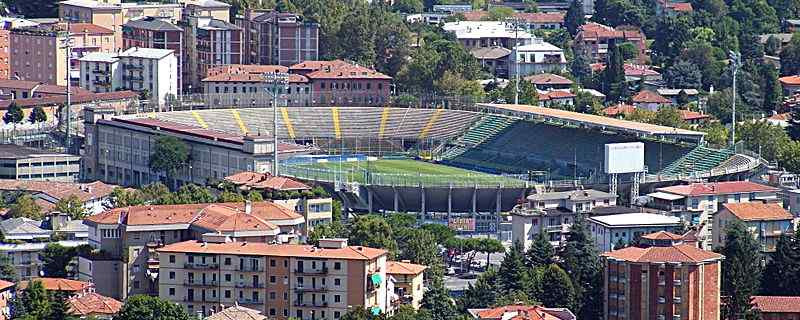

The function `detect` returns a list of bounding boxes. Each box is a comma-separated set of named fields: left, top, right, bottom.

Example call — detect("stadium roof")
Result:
left=479, top=103, right=705, bottom=138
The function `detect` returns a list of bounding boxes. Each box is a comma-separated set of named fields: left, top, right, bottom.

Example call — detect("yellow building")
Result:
left=386, top=261, right=426, bottom=310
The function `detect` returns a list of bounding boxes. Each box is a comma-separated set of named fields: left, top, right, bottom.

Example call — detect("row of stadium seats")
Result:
left=659, top=146, right=735, bottom=176
left=440, top=114, right=518, bottom=159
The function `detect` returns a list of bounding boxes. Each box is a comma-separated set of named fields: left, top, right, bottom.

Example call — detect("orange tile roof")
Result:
left=474, top=305, right=569, bottom=320
left=722, top=202, right=793, bottom=221
left=667, top=2, right=693, bottom=11
left=780, top=75, right=800, bottom=85
left=656, top=181, right=779, bottom=196
left=513, top=12, right=565, bottom=24
left=539, top=90, right=576, bottom=100
left=0, top=180, right=116, bottom=207
left=752, top=296, right=800, bottom=313
left=18, top=278, right=92, bottom=292
left=192, top=204, right=279, bottom=233
left=603, top=103, right=636, bottom=116
left=768, top=112, right=791, bottom=121
left=524, top=73, right=573, bottom=86
left=632, top=90, right=671, bottom=104
left=0, top=280, right=13, bottom=291
left=225, top=172, right=272, bottom=185
left=224, top=171, right=310, bottom=191
left=578, top=23, right=644, bottom=41
left=640, top=231, right=683, bottom=241
left=290, top=60, right=391, bottom=80
left=201, top=73, right=308, bottom=83
left=69, top=23, right=114, bottom=35
left=68, top=292, right=122, bottom=316
left=680, top=110, right=710, bottom=121
left=158, top=240, right=387, bottom=260
left=207, top=305, right=266, bottom=320
left=602, top=243, right=723, bottom=263
left=387, top=261, right=427, bottom=275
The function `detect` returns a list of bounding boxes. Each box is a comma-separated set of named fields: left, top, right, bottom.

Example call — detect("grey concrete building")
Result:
left=0, top=144, right=81, bottom=182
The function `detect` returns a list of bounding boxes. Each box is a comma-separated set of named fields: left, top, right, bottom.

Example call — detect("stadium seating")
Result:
left=659, top=146, right=734, bottom=176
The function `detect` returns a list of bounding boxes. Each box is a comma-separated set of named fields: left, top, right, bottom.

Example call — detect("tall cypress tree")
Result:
left=559, top=215, right=603, bottom=320
left=564, top=0, right=585, bottom=35
left=604, top=42, right=627, bottom=103
left=539, top=264, right=576, bottom=310
left=761, top=230, right=800, bottom=295
left=721, top=220, right=764, bottom=320
left=459, top=269, right=500, bottom=311
left=526, top=232, right=555, bottom=269
left=498, top=241, right=529, bottom=294
left=421, top=276, right=459, bottom=320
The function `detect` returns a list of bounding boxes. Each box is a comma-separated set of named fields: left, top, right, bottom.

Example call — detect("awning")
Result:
left=371, top=307, right=381, bottom=315
left=647, top=192, right=685, bottom=201
left=370, top=273, right=382, bottom=286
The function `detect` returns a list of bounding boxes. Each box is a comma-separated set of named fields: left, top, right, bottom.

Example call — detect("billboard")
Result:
left=448, top=217, right=476, bottom=232
left=604, top=142, right=645, bottom=174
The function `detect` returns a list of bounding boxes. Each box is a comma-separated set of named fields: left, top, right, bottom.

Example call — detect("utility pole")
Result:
left=60, top=22, right=74, bottom=153
left=264, top=72, right=290, bottom=176
left=728, top=51, right=741, bottom=147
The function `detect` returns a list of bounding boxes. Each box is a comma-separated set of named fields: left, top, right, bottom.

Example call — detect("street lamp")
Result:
left=263, top=72, right=290, bottom=176
left=728, top=51, right=741, bottom=147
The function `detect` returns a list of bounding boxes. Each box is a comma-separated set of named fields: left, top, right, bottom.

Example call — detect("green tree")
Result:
left=0, top=256, right=17, bottom=282
left=617, top=42, right=639, bottom=61
left=172, top=184, right=216, bottom=204
left=485, top=6, right=514, bottom=20
left=564, top=0, right=585, bottom=35
left=373, top=11, right=411, bottom=77
left=148, top=135, right=189, bottom=190
left=525, top=232, right=554, bottom=269
left=651, top=107, right=686, bottom=128
left=736, top=120, right=790, bottom=162
left=12, top=280, right=51, bottom=319
left=559, top=215, right=603, bottom=320
left=458, top=269, right=499, bottom=311
left=570, top=47, right=594, bottom=86
left=7, top=194, right=44, bottom=220
left=759, top=63, right=782, bottom=112
left=493, top=79, right=537, bottom=104
left=398, top=228, right=441, bottom=273
left=217, top=191, right=245, bottom=203
left=707, top=88, right=744, bottom=124
left=476, top=238, right=504, bottom=268
left=592, top=0, right=645, bottom=27
left=139, top=182, right=171, bottom=204
left=539, top=264, right=576, bottom=310
left=54, top=194, right=88, bottom=220
left=497, top=241, right=528, bottom=293
left=777, top=140, right=800, bottom=173
left=603, top=42, right=627, bottom=102
left=348, top=216, right=398, bottom=257
left=332, top=5, right=376, bottom=66
left=106, top=187, right=145, bottom=208
left=307, top=221, right=348, bottom=246
left=665, top=60, right=702, bottom=89
left=760, top=232, right=800, bottom=295
left=435, top=70, right=485, bottom=99
left=247, top=191, right=263, bottom=201
left=420, top=224, right=456, bottom=245
left=780, top=33, right=800, bottom=76
left=113, top=295, right=191, bottom=320
left=699, top=122, right=729, bottom=147
left=720, top=219, right=763, bottom=320
left=652, top=14, right=694, bottom=65
left=339, top=307, right=372, bottom=320
left=3, top=102, right=23, bottom=126
left=50, top=291, right=78, bottom=320
left=41, top=243, right=76, bottom=278
left=764, top=35, right=781, bottom=56
left=420, top=276, right=459, bottom=320
left=393, top=0, right=423, bottom=12
left=28, top=106, right=47, bottom=123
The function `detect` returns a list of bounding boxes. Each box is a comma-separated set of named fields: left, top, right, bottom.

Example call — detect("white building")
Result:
left=588, top=213, right=682, bottom=253
left=508, top=39, right=566, bottom=76
left=117, top=47, right=178, bottom=105
left=442, top=21, right=537, bottom=49
left=79, top=52, right=121, bottom=93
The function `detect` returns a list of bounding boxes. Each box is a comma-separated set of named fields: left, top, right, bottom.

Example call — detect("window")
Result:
left=334, top=262, right=341, bottom=270
left=270, top=292, right=276, bottom=300
left=225, top=274, right=231, bottom=282
left=335, top=311, right=341, bottom=319
left=225, top=257, right=231, bottom=265
left=133, top=281, right=140, bottom=289
left=169, top=271, right=175, bottom=279
left=225, top=290, right=231, bottom=298
left=270, top=309, right=276, bottom=316
left=270, top=276, right=276, bottom=283
left=334, top=295, right=341, bottom=303
left=169, top=288, right=175, bottom=296
left=270, top=259, right=276, bottom=267
left=334, top=278, right=341, bottom=286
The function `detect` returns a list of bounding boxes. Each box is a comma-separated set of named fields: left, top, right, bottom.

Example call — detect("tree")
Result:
left=459, top=269, right=499, bottom=311
left=114, top=295, right=191, bottom=320
left=564, top=0, right=585, bottom=35
left=760, top=232, right=800, bottom=295
left=539, top=264, right=576, bottom=310
left=172, top=184, right=216, bottom=204
left=420, top=276, right=459, bottom=320
left=54, top=194, right=88, bottom=220
left=525, top=232, right=554, bottom=269
left=736, top=120, right=790, bottom=162
left=339, top=307, right=372, bottom=320
left=247, top=191, right=263, bottom=201
left=617, top=42, right=639, bottom=61
left=217, top=191, right=245, bottom=203
left=497, top=241, right=528, bottom=293
left=139, top=182, right=171, bottom=204
left=3, top=102, right=23, bottom=126
left=764, top=35, right=782, bottom=56
left=476, top=238, right=504, bottom=269
left=348, top=216, right=398, bottom=257
left=780, top=33, right=800, bottom=76
left=707, top=89, right=743, bottom=124
left=570, top=47, right=593, bottom=86
left=651, top=107, right=686, bottom=128
left=720, top=220, right=763, bottom=320
left=699, top=122, right=729, bottom=147
left=592, top=0, right=644, bottom=27
left=393, top=0, right=423, bottom=13
left=0, top=256, right=17, bottom=282
left=28, top=106, right=47, bottom=123
left=485, top=6, right=514, bottom=20
left=559, top=215, right=603, bottom=320
left=759, top=63, right=782, bottom=113
left=331, top=5, right=375, bottom=66
left=106, top=187, right=145, bottom=208
left=12, top=280, right=51, bottom=319
left=50, top=291, right=78, bottom=320
left=777, top=140, right=800, bottom=173
left=307, top=221, right=348, bottom=246
left=603, top=42, right=627, bottom=102
left=665, top=60, right=702, bottom=89
left=435, top=70, right=485, bottom=99
left=492, top=79, right=537, bottom=104
left=7, top=194, right=44, bottom=220
left=41, top=243, right=76, bottom=278
left=652, top=14, right=693, bottom=65
left=398, top=229, right=441, bottom=272
left=148, top=135, right=189, bottom=190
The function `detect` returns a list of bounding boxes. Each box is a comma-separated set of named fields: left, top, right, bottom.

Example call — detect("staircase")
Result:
left=441, top=115, right=517, bottom=159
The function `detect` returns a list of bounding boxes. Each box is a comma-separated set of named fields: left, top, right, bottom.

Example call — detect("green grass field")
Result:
left=283, top=159, right=526, bottom=187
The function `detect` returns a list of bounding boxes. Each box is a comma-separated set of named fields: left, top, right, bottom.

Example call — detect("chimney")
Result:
left=245, top=200, right=252, bottom=214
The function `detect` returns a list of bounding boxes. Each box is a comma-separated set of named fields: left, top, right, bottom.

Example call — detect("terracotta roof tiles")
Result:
left=603, top=103, right=636, bottom=117
left=752, top=296, right=800, bottom=313
left=387, top=261, right=427, bottom=275
left=640, top=231, right=683, bottom=241
left=158, top=240, right=387, bottom=260
left=602, top=243, right=723, bottom=263
left=18, top=278, right=92, bottom=292
left=722, top=202, right=793, bottom=221
left=524, top=73, right=574, bottom=86
left=0, top=180, right=116, bottom=207
left=779, top=75, right=800, bottom=85
left=68, top=292, right=123, bottom=316
left=69, top=23, right=114, bottom=34
left=631, top=90, right=671, bottom=104
left=656, top=181, right=779, bottom=196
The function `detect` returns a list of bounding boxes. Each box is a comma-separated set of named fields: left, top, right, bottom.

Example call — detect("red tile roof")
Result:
left=0, top=280, right=13, bottom=291
left=0, top=91, right=138, bottom=110
left=752, top=296, right=800, bottom=313
left=656, top=181, right=779, bottom=196
left=158, top=240, right=387, bottom=260
left=18, top=278, right=92, bottom=292
left=577, top=23, right=644, bottom=41
left=203, top=65, right=307, bottom=83
left=0, top=180, right=116, bottom=206
left=192, top=204, right=279, bottom=233
left=679, top=110, right=710, bottom=121
left=387, top=261, right=427, bottom=275
left=590, top=63, right=660, bottom=77
left=513, top=12, right=565, bottom=24
left=201, top=73, right=308, bottom=83
left=0, top=79, right=40, bottom=90
left=68, top=292, right=123, bottom=316
left=474, top=305, right=572, bottom=320
left=539, top=90, right=575, bottom=100
left=667, top=2, right=693, bottom=11
left=640, top=231, right=683, bottom=241
left=224, top=171, right=311, bottom=191
left=602, top=243, right=723, bottom=263
left=603, top=103, right=636, bottom=116
left=289, top=60, right=391, bottom=80
left=632, top=90, right=671, bottom=104
left=69, top=23, right=114, bottom=35
left=722, top=202, right=793, bottom=221
left=524, top=73, right=573, bottom=86
left=780, top=75, right=800, bottom=85
left=768, top=112, right=791, bottom=121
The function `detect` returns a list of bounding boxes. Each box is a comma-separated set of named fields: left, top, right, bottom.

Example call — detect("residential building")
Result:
left=185, top=16, right=243, bottom=91
left=236, top=10, right=320, bottom=66
left=713, top=202, right=794, bottom=253
left=0, top=280, right=12, bottom=320
left=0, top=79, right=91, bottom=99
left=442, top=21, right=537, bottom=49
left=656, top=0, right=693, bottom=16
left=200, top=64, right=311, bottom=107
left=630, top=90, right=672, bottom=111
left=122, top=17, right=185, bottom=94
left=117, top=47, right=178, bottom=105
left=0, top=145, right=82, bottom=182
left=67, top=23, right=116, bottom=75
left=18, top=278, right=93, bottom=296
left=602, top=103, right=637, bottom=118
left=82, top=108, right=314, bottom=187
left=751, top=296, right=800, bottom=320
left=648, top=181, right=780, bottom=249
left=181, top=0, right=231, bottom=22
left=156, top=238, right=389, bottom=317
left=386, top=261, right=426, bottom=310
left=779, top=75, right=800, bottom=94
left=679, top=110, right=711, bottom=125
left=512, top=189, right=617, bottom=250
left=524, top=73, right=573, bottom=90
left=470, top=47, right=510, bottom=78
left=590, top=63, right=662, bottom=83
left=79, top=200, right=307, bottom=300
left=0, top=18, right=41, bottom=80
left=207, top=305, right=267, bottom=320
left=508, top=38, right=566, bottom=76
left=468, top=305, right=576, bottom=320
left=0, top=241, right=87, bottom=279
left=289, top=60, right=392, bottom=107
left=589, top=213, right=682, bottom=252
left=68, top=292, right=123, bottom=319
left=0, top=179, right=115, bottom=214
left=0, top=91, right=139, bottom=127
left=0, top=218, right=51, bottom=241
left=657, top=88, right=700, bottom=105
left=575, top=23, right=646, bottom=63
left=9, top=25, right=68, bottom=86
left=79, top=52, right=121, bottom=93
left=601, top=231, right=723, bottom=320
left=461, top=11, right=567, bottom=29
left=538, top=90, right=575, bottom=108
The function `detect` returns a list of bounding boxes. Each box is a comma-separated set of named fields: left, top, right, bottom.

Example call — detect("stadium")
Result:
left=117, top=104, right=765, bottom=216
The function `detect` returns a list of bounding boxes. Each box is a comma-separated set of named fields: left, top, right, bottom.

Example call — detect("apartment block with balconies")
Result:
left=236, top=10, right=319, bottom=66
left=713, top=202, right=795, bottom=253
left=79, top=52, right=121, bottom=93
left=157, top=238, right=389, bottom=319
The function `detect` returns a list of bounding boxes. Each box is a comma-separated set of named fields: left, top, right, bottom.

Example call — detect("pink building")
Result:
left=575, top=23, right=646, bottom=63
left=236, top=10, right=319, bottom=66
left=290, top=60, right=391, bottom=107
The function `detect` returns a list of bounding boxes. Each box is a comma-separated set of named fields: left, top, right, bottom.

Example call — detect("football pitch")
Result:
left=286, top=159, right=526, bottom=187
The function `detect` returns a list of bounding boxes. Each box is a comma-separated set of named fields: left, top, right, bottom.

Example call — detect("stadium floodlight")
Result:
left=59, top=22, right=74, bottom=153
left=728, top=51, right=741, bottom=147
left=263, top=72, right=290, bottom=176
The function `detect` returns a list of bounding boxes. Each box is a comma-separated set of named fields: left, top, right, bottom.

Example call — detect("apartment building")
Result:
left=236, top=10, right=320, bottom=66
left=201, top=64, right=311, bottom=107
left=0, top=18, right=40, bottom=80
left=602, top=231, right=723, bottom=320
left=157, top=238, right=389, bottom=318
left=0, top=144, right=82, bottom=182
left=117, top=47, right=178, bottom=105
left=508, top=38, right=567, bottom=76
left=9, top=25, right=68, bottom=86
left=386, top=261, right=426, bottom=310
left=751, top=296, right=800, bottom=320
left=575, top=23, right=646, bottom=63
left=0, top=179, right=115, bottom=214
left=0, top=240, right=86, bottom=280
left=468, top=305, right=576, bottom=320
left=68, top=292, right=123, bottom=319
left=79, top=52, right=120, bottom=93
left=648, top=181, right=780, bottom=249
left=80, top=200, right=307, bottom=300
left=713, top=202, right=794, bottom=253
left=184, top=16, right=243, bottom=91
left=0, top=280, right=11, bottom=320
left=181, top=0, right=231, bottom=21
left=442, top=21, right=538, bottom=50
left=122, top=17, right=184, bottom=94
left=289, top=60, right=391, bottom=107
left=511, top=189, right=618, bottom=250
left=589, top=213, right=682, bottom=252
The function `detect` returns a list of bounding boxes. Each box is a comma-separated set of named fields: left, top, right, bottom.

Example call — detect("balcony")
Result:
left=241, top=265, right=264, bottom=272
left=294, top=285, right=328, bottom=293
left=235, top=282, right=265, bottom=288
left=544, top=224, right=569, bottom=233
left=294, top=267, right=328, bottom=275
left=294, top=301, right=329, bottom=308
left=673, top=279, right=682, bottom=286
left=91, top=69, right=110, bottom=75
left=124, top=63, right=144, bottom=70
left=237, top=297, right=264, bottom=305
left=184, top=262, right=218, bottom=269
left=184, top=279, right=217, bottom=286
left=95, top=80, right=112, bottom=87
left=658, top=297, right=666, bottom=304
left=674, top=297, right=682, bottom=304
left=123, top=75, right=144, bottom=81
